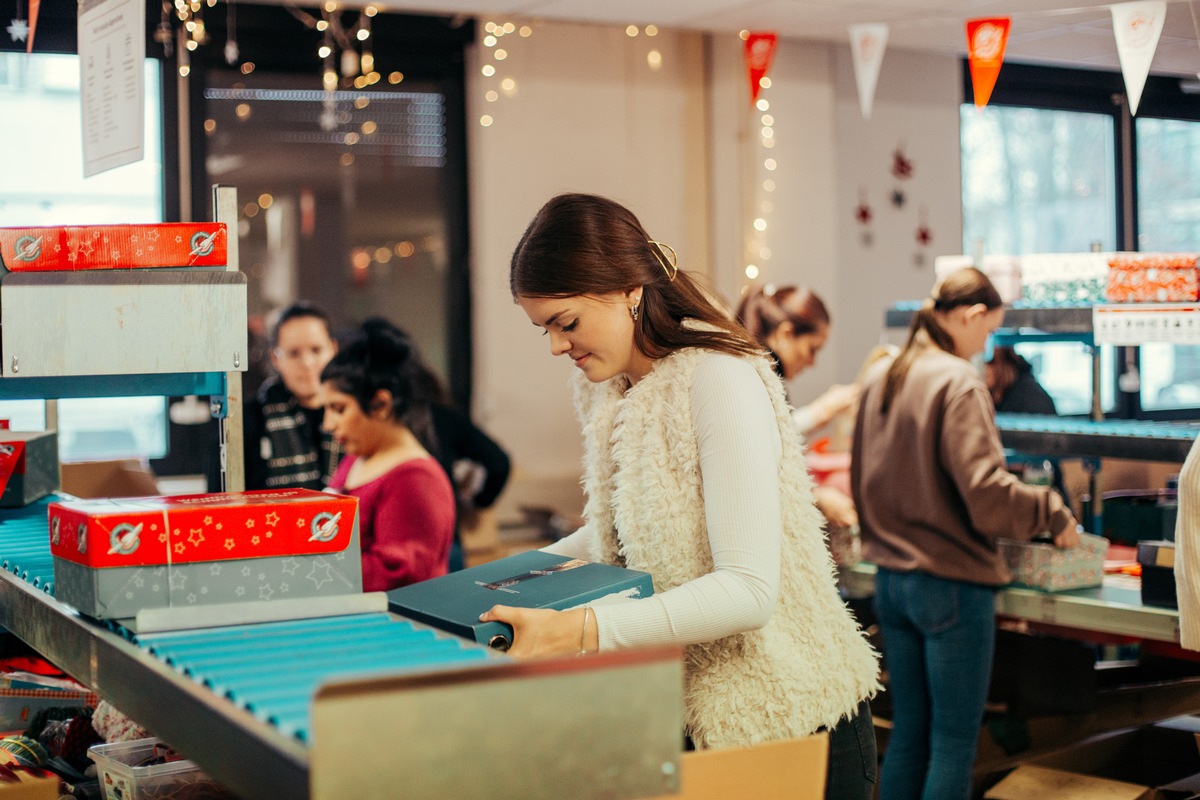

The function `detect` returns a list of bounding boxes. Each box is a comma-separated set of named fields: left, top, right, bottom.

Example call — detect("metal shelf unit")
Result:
left=0, top=187, right=684, bottom=799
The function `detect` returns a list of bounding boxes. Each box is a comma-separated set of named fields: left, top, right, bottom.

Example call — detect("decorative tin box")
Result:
left=387, top=550, right=654, bottom=650
left=1105, top=253, right=1200, bottom=303
left=49, top=489, right=361, bottom=619
left=997, top=532, right=1108, bottom=592
left=0, top=430, right=59, bottom=508
left=0, top=223, right=227, bottom=272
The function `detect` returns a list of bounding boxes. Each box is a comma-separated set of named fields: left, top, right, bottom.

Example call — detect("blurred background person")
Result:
left=737, top=284, right=859, bottom=532
left=322, top=318, right=455, bottom=591
left=208, top=301, right=341, bottom=492
left=985, top=346, right=1056, bottom=415
left=852, top=267, right=1079, bottom=800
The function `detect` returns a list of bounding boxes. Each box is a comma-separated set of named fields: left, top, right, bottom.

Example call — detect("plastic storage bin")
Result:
left=997, top=532, right=1109, bottom=592
left=88, top=737, right=223, bottom=800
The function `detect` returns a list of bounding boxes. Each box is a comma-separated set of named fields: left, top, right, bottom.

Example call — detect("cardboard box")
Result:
left=387, top=550, right=654, bottom=650
left=0, top=223, right=227, bottom=272
left=644, top=733, right=829, bottom=800
left=1020, top=252, right=1113, bottom=305
left=985, top=765, right=1152, bottom=800
left=998, top=532, right=1108, bottom=591
left=60, top=459, right=158, bottom=499
left=0, top=431, right=58, bottom=508
left=49, top=489, right=361, bottom=619
left=0, top=768, right=59, bottom=800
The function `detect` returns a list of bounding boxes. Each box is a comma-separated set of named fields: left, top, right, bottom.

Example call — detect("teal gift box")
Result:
left=387, top=550, right=654, bottom=650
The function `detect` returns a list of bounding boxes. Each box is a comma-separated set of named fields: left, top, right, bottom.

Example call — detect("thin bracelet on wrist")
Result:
left=578, top=606, right=592, bottom=657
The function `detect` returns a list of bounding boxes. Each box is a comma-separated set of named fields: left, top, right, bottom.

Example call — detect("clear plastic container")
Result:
left=88, top=737, right=214, bottom=800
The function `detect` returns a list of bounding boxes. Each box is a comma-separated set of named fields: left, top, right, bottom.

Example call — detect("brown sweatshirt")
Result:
left=851, top=346, right=1073, bottom=586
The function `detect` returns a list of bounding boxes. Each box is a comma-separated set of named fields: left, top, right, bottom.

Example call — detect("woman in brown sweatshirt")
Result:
left=851, top=267, right=1079, bottom=800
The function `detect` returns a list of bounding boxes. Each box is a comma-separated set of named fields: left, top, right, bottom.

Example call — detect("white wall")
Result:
left=830, top=46, right=964, bottom=386
left=468, top=24, right=966, bottom=517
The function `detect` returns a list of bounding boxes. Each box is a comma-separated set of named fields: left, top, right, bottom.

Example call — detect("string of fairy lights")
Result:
left=741, top=30, right=775, bottom=294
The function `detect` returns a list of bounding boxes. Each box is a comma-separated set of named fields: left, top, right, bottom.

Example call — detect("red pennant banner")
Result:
left=965, top=17, right=1010, bottom=110
left=27, top=0, right=40, bottom=54
left=744, top=32, right=778, bottom=106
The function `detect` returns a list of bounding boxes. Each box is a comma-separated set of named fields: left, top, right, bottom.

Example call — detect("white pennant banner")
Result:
left=1111, top=0, right=1166, bottom=116
left=849, top=24, right=889, bottom=120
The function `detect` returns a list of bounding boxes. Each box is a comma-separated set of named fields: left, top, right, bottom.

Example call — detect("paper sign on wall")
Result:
left=849, top=24, right=888, bottom=120
left=1111, top=0, right=1166, bottom=116
left=966, top=17, right=1011, bottom=110
left=78, top=0, right=145, bottom=178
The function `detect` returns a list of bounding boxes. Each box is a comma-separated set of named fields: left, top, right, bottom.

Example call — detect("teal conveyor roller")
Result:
left=0, top=499, right=501, bottom=745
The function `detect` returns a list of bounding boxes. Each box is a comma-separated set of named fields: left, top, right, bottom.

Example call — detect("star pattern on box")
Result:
left=251, top=535, right=260, bottom=546
left=224, top=538, right=236, bottom=551
left=188, top=529, right=205, bottom=547
left=280, top=558, right=299, bottom=575
left=204, top=516, right=213, bottom=526
left=245, top=519, right=255, bottom=529
left=264, top=512, right=280, bottom=527
left=306, top=562, right=334, bottom=589
left=133, top=575, right=145, bottom=587
left=280, top=582, right=289, bottom=593
left=209, top=564, right=222, bottom=575
left=159, top=532, right=168, bottom=544
left=296, top=517, right=306, bottom=529
left=259, top=585, right=275, bottom=601
left=241, top=566, right=252, bottom=577
left=173, top=542, right=186, bottom=555
left=187, top=593, right=197, bottom=604
left=169, top=572, right=187, bottom=590
left=235, top=586, right=246, bottom=597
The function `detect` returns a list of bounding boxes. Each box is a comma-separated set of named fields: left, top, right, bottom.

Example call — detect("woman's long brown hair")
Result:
left=510, top=193, right=761, bottom=360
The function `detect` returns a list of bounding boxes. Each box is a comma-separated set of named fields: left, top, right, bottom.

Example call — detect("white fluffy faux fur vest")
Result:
left=573, top=347, right=880, bottom=748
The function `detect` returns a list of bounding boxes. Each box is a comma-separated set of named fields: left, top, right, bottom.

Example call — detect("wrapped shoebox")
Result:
left=1105, top=253, right=1200, bottom=303
left=0, top=430, right=58, bottom=508
left=997, top=532, right=1108, bottom=592
left=933, top=254, right=1022, bottom=304
left=387, top=550, right=654, bottom=650
left=1136, top=540, right=1177, bottom=609
left=1020, top=252, right=1114, bottom=305
left=49, top=489, right=361, bottom=619
left=0, top=223, right=227, bottom=272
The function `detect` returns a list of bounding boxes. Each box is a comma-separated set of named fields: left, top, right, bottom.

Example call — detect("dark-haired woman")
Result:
left=480, top=193, right=879, bottom=799
left=737, top=284, right=858, bottom=437
left=208, top=301, right=342, bottom=492
left=737, top=284, right=859, bottom=531
left=851, top=267, right=1080, bottom=800
left=321, top=319, right=455, bottom=591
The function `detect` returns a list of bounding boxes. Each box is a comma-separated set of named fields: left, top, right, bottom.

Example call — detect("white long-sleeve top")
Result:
left=1175, top=435, right=1200, bottom=650
left=544, top=354, right=783, bottom=651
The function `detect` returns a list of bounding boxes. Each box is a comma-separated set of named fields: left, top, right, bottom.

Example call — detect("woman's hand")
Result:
left=814, top=485, right=858, bottom=528
left=479, top=605, right=597, bottom=659
left=811, top=383, right=860, bottom=429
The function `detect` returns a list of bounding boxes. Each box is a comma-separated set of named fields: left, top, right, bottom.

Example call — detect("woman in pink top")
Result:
left=321, top=318, right=455, bottom=591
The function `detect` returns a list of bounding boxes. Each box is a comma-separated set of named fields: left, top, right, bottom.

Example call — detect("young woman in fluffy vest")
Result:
left=480, top=193, right=880, bottom=799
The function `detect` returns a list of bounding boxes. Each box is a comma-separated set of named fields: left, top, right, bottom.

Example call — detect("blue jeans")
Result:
left=874, top=568, right=996, bottom=800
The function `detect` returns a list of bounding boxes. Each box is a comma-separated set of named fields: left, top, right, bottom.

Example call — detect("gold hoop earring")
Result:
left=630, top=303, right=640, bottom=322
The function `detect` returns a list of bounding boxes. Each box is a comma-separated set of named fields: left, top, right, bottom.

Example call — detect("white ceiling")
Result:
left=371, top=0, right=1200, bottom=77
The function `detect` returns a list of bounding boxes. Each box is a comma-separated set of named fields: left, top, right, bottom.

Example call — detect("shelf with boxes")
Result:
left=0, top=187, right=684, bottom=800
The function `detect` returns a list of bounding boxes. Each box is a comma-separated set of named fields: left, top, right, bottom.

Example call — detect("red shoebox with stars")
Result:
left=48, top=489, right=361, bottom=619
left=0, top=223, right=227, bottom=271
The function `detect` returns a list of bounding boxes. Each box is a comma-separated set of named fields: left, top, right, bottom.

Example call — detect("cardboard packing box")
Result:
left=387, top=550, right=654, bottom=650
left=997, top=532, right=1108, bottom=592
left=0, top=223, right=227, bottom=272
left=0, top=430, right=59, bottom=508
left=49, top=488, right=361, bottom=619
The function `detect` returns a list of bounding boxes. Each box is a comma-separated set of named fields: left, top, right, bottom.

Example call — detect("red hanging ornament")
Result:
left=855, top=188, right=872, bottom=225
left=891, top=146, right=914, bottom=180
left=915, top=207, right=932, bottom=246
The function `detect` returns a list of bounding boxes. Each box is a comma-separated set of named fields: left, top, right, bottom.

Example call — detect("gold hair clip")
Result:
left=648, top=240, right=679, bottom=282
